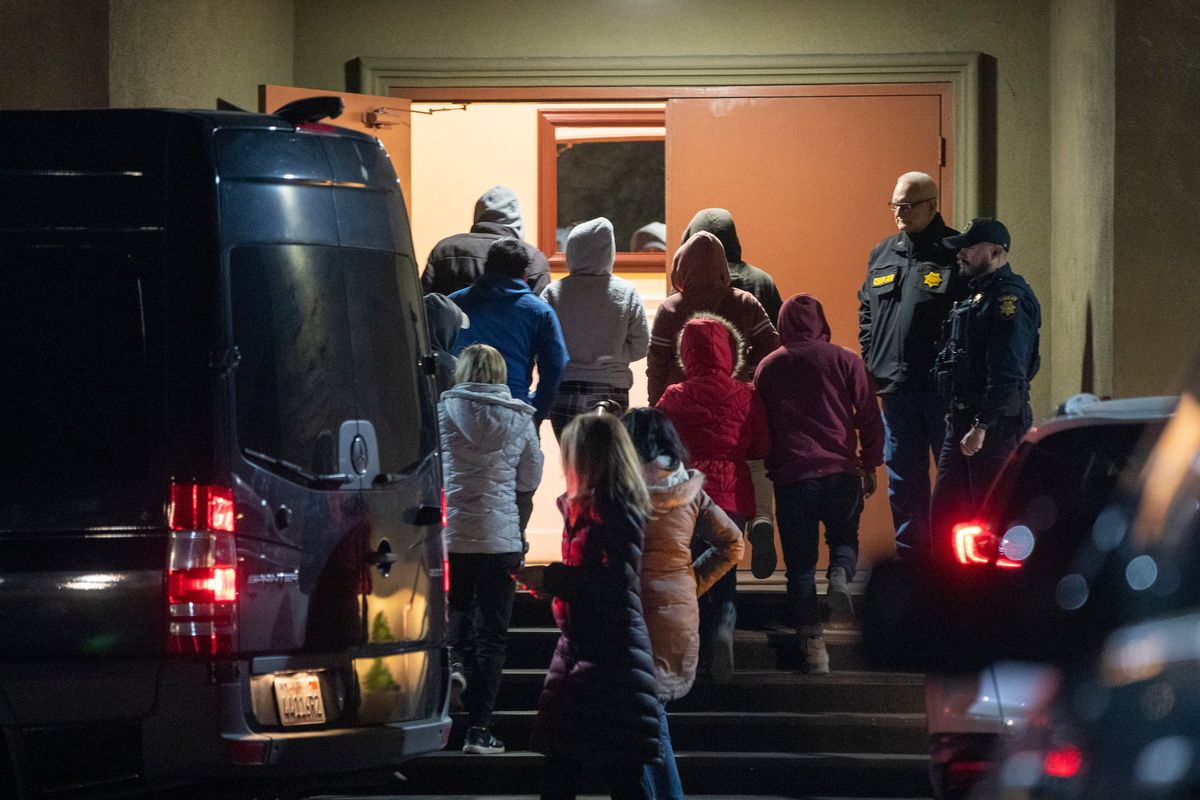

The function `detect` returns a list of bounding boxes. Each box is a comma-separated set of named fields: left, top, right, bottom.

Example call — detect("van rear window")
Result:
left=0, top=247, right=165, bottom=530
left=230, top=245, right=428, bottom=482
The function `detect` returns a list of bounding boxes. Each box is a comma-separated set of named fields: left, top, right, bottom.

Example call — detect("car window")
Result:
left=0, top=246, right=165, bottom=529
left=988, top=422, right=1159, bottom=578
left=231, top=245, right=427, bottom=483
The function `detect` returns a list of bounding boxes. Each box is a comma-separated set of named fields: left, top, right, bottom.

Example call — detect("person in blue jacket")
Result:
left=451, top=237, right=569, bottom=430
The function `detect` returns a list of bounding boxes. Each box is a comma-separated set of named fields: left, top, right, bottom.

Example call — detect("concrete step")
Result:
left=502, top=627, right=872, bottom=672
left=494, top=669, right=925, bottom=714
left=447, top=710, right=927, bottom=755
left=394, top=751, right=931, bottom=797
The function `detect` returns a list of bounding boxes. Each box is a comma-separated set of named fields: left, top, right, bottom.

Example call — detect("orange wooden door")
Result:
left=260, top=85, right=412, bottom=218
left=666, top=89, right=951, bottom=568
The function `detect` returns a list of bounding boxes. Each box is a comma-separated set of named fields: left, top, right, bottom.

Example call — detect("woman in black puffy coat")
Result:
left=516, top=411, right=661, bottom=800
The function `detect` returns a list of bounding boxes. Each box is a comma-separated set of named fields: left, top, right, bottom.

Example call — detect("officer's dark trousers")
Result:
left=929, top=406, right=1031, bottom=563
left=774, top=473, right=864, bottom=633
left=447, top=551, right=522, bottom=728
left=882, top=391, right=949, bottom=559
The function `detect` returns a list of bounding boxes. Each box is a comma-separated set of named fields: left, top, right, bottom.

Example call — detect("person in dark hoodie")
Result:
left=681, top=208, right=785, bottom=578
left=422, top=185, right=551, bottom=296
left=755, top=293, right=884, bottom=674
left=423, top=292, right=469, bottom=395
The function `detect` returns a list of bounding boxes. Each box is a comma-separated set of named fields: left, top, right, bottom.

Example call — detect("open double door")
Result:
left=263, top=83, right=953, bottom=566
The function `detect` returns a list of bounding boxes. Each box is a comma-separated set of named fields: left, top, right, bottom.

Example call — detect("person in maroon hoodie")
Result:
left=754, top=293, right=884, bottom=674
left=656, top=314, right=768, bottom=682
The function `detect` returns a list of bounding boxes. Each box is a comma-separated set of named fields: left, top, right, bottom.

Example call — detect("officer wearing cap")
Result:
left=929, top=218, right=1041, bottom=557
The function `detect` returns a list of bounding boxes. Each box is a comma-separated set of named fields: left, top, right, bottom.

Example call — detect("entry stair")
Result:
left=396, top=573, right=931, bottom=798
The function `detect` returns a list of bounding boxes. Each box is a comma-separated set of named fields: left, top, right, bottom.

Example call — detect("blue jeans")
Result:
left=774, top=473, right=864, bottom=633
left=642, top=699, right=684, bottom=800
left=881, top=391, right=949, bottom=559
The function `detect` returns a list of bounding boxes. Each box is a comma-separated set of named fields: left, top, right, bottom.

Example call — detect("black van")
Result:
left=0, top=106, right=449, bottom=797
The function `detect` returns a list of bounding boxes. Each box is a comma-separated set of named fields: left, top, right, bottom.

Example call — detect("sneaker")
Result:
left=462, top=725, right=506, bottom=754
left=805, top=635, right=830, bottom=675
left=826, top=566, right=854, bottom=622
left=747, top=518, right=777, bottom=579
left=449, top=662, right=466, bottom=710
left=709, top=601, right=736, bottom=683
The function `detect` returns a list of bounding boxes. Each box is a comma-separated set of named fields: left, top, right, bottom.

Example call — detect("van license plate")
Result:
left=274, top=673, right=326, bottom=726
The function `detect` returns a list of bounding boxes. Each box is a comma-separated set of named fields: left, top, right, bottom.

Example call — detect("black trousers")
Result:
left=774, top=472, right=864, bottom=633
left=929, top=406, right=1031, bottom=564
left=447, top=551, right=522, bottom=728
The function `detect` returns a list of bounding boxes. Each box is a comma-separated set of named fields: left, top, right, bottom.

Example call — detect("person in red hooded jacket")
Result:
left=656, top=314, right=768, bottom=682
left=754, top=293, right=884, bottom=674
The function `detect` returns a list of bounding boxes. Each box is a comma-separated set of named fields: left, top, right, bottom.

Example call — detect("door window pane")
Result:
left=556, top=140, right=664, bottom=253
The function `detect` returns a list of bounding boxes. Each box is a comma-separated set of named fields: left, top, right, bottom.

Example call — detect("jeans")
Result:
left=447, top=551, right=522, bottom=728
left=774, top=473, right=864, bottom=633
left=929, top=406, right=1031, bottom=565
left=881, top=391, right=950, bottom=559
left=541, top=756, right=651, bottom=800
left=642, top=700, right=684, bottom=800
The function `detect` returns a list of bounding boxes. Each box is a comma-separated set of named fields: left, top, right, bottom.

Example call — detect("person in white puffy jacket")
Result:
left=439, top=343, right=543, bottom=754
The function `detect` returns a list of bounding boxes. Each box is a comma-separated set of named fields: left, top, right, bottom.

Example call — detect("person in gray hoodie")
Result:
left=423, top=292, right=469, bottom=395
left=540, top=217, right=650, bottom=440
left=440, top=343, right=544, bottom=755
left=422, top=185, right=551, bottom=296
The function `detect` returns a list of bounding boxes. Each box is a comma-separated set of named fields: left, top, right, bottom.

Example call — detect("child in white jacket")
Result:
left=439, top=343, right=543, bottom=754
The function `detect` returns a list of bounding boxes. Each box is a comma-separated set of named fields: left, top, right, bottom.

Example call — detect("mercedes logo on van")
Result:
left=350, top=434, right=369, bottom=475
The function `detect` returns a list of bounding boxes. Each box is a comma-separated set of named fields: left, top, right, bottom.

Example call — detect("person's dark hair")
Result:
left=483, top=237, right=530, bottom=278
left=620, top=407, right=689, bottom=470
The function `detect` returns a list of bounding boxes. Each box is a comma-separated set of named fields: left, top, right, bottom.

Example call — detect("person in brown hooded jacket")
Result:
left=647, top=230, right=780, bottom=404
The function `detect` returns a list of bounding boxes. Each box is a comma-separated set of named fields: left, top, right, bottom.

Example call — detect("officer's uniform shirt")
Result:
left=942, top=262, right=1041, bottom=427
left=857, top=214, right=966, bottom=394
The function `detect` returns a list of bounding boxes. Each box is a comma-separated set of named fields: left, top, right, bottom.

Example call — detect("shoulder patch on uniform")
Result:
left=923, top=271, right=943, bottom=289
left=998, top=294, right=1018, bottom=318
left=872, top=273, right=896, bottom=287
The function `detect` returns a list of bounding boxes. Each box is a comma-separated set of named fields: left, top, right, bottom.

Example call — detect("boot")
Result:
left=805, top=635, right=829, bottom=675
left=826, top=566, right=854, bottom=622
left=747, top=517, right=777, bottom=579
left=710, top=600, right=737, bottom=683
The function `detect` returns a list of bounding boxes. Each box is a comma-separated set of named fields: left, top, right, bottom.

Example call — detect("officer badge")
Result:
left=923, top=271, right=943, bottom=289
left=999, top=294, right=1018, bottom=318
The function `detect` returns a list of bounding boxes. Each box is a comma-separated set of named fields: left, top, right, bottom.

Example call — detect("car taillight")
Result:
left=953, top=522, right=1022, bottom=568
left=166, top=482, right=238, bottom=657
left=443, top=558, right=451, bottom=595
left=1043, top=744, right=1083, bottom=778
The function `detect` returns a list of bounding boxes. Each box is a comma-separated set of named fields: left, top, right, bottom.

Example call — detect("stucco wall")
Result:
left=0, top=0, right=109, bottom=108
left=108, top=0, right=294, bottom=111
left=1049, top=0, right=1114, bottom=403
left=1113, top=0, right=1200, bottom=397
left=293, top=0, right=1055, bottom=414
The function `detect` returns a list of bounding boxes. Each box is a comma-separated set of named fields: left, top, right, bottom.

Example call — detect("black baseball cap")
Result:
left=943, top=217, right=1011, bottom=251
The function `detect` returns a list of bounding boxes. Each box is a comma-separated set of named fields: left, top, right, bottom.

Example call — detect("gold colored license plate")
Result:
left=273, top=672, right=326, bottom=726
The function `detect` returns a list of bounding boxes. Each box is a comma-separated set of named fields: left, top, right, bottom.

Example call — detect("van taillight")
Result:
left=166, top=482, right=238, bottom=657
left=953, top=522, right=1022, bottom=569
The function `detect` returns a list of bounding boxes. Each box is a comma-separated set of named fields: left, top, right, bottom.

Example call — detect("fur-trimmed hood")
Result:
left=676, top=312, right=746, bottom=379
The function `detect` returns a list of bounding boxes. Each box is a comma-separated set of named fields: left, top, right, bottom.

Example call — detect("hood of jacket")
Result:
left=565, top=217, right=615, bottom=276
left=472, top=185, right=525, bottom=240
left=423, top=292, right=467, bottom=353
left=671, top=230, right=730, bottom=294
left=677, top=313, right=745, bottom=380
left=682, top=207, right=741, bottom=263
left=642, top=464, right=705, bottom=513
left=440, top=383, right=534, bottom=450
left=778, top=292, right=831, bottom=346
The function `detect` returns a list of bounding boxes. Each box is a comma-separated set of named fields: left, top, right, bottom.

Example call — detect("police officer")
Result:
left=859, top=172, right=965, bottom=559
left=929, top=218, right=1041, bottom=557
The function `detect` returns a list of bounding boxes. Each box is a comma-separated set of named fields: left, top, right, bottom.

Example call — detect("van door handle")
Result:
left=366, top=539, right=398, bottom=577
